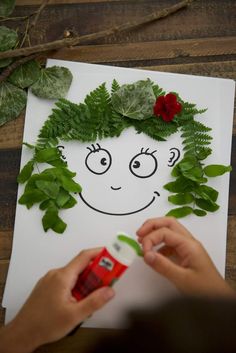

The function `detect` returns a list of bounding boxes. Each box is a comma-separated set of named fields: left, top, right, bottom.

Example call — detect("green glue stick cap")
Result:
left=117, top=233, right=143, bottom=257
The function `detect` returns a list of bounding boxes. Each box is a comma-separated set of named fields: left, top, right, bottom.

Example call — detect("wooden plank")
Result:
left=10, top=1, right=236, bottom=46
left=0, top=113, right=25, bottom=150
left=16, top=0, right=123, bottom=4
left=0, top=232, right=13, bottom=261
left=0, top=149, right=21, bottom=232
left=52, top=37, right=236, bottom=63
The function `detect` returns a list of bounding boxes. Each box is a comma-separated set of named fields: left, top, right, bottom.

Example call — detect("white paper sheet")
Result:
left=2, top=60, right=235, bottom=327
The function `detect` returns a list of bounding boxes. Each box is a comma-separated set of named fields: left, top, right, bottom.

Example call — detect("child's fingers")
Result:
left=73, top=286, right=115, bottom=323
left=137, top=217, right=192, bottom=239
left=144, top=251, right=185, bottom=283
left=62, top=248, right=102, bottom=278
left=141, top=227, right=187, bottom=253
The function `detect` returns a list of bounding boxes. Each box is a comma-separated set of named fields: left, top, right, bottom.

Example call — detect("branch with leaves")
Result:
left=0, top=0, right=194, bottom=128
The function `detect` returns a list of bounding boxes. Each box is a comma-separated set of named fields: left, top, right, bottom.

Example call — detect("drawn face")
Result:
left=61, top=130, right=180, bottom=216
left=80, top=143, right=161, bottom=215
left=62, top=130, right=181, bottom=216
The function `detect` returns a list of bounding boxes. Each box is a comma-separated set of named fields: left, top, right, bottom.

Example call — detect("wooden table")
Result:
left=0, top=0, right=236, bottom=352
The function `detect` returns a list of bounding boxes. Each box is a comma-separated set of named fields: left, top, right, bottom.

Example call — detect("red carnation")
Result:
left=153, top=93, right=182, bottom=122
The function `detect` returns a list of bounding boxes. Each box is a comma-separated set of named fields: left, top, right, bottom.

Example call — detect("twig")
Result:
left=30, top=0, right=50, bottom=30
left=0, top=54, right=40, bottom=84
left=0, top=16, right=29, bottom=22
left=0, top=0, right=194, bottom=60
left=20, top=18, right=30, bottom=48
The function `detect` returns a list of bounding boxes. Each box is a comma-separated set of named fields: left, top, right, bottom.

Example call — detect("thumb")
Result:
left=74, top=287, right=115, bottom=321
left=144, top=251, right=184, bottom=284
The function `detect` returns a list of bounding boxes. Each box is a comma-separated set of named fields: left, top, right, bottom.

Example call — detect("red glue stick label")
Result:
left=72, top=247, right=128, bottom=301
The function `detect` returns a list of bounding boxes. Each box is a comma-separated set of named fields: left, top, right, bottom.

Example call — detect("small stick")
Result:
left=0, top=0, right=194, bottom=60
left=30, top=0, right=50, bottom=30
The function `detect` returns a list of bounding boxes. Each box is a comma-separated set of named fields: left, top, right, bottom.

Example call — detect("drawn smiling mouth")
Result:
left=79, top=191, right=160, bottom=216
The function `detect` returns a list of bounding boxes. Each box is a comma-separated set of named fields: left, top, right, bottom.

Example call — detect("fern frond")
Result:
left=111, top=79, right=120, bottom=95
left=151, top=82, right=165, bottom=98
left=133, top=117, right=178, bottom=141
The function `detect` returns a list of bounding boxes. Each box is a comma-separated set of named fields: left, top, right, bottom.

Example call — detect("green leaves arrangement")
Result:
left=18, top=78, right=232, bottom=234
left=18, top=146, right=82, bottom=234
left=0, top=3, right=73, bottom=127
left=164, top=117, right=232, bottom=218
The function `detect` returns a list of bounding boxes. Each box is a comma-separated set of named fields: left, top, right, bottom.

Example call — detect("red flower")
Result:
left=153, top=93, right=182, bottom=122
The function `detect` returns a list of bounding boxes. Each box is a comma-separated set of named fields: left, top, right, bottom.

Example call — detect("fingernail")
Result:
left=103, top=287, right=115, bottom=300
left=144, top=251, right=156, bottom=264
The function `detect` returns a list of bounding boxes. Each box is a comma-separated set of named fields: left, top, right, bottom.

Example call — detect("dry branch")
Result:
left=0, top=0, right=193, bottom=60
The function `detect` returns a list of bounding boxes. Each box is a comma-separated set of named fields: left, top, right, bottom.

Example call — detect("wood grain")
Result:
left=9, top=1, right=236, bottom=47
left=16, top=0, right=124, bottom=4
left=51, top=37, right=236, bottom=63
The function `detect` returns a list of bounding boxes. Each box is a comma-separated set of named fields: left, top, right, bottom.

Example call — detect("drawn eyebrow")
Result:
left=140, top=147, right=157, bottom=155
left=86, top=143, right=102, bottom=152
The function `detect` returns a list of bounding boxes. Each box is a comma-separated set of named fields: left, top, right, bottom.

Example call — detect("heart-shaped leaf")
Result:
left=0, top=82, right=27, bottom=126
left=0, top=26, right=18, bottom=52
left=31, top=66, right=73, bottom=99
left=8, top=60, right=41, bottom=89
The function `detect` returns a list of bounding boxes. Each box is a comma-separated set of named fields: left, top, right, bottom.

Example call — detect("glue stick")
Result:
left=72, top=234, right=142, bottom=301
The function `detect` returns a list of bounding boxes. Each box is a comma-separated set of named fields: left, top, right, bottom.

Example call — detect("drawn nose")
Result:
left=111, top=186, right=122, bottom=191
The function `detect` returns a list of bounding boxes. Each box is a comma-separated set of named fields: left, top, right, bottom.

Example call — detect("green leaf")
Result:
left=168, top=192, right=194, bottom=205
left=55, top=188, right=70, bottom=208
left=195, top=185, right=218, bottom=202
left=35, top=180, right=59, bottom=199
left=193, top=209, right=207, bottom=217
left=19, top=189, right=48, bottom=208
left=111, top=79, right=156, bottom=120
left=164, top=176, right=196, bottom=193
left=42, top=204, right=67, bottom=233
left=195, top=198, right=219, bottom=212
left=48, top=158, right=67, bottom=167
left=178, top=156, right=197, bottom=171
left=60, top=175, right=82, bottom=193
left=35, top=147, right=60, bottom=163
left=52, top=217, right=67, bottom=234
left=39, top=199, right=51, bottom=211
left=25, top=173, right=55, bottom=192
left=8, top=60, right=41, bottom=89
left=166, top=206, right=193, bottom=218
left=0, top=0, right=15, bottom=16
left=17, top=160, right=34, bottom=184
left=0, top=26, right=18, bottom=51
left=61, top=195, right=77, bottom=209
left=0, top=82, right=27, bottom=126
left=0, top=58, right=12, bottom=69
left=117, top=234, right=143, bottom=257
left=23, top=142, right=35, bottom=149
left=31, top=66, right=73, bottom=99
left=203, top=164, right=232, bottom=177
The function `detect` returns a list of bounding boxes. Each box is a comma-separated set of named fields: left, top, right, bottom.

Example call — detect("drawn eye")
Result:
left=129, top=148, right=157, bottom=178
left=85, top=144, right=112, bottom=175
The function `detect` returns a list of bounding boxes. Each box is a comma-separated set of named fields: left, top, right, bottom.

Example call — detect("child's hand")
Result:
left=0, top=248, right=115, bottom=353
left=137, top=217, right=235, bottom=298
